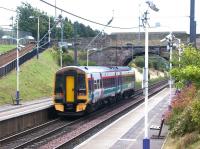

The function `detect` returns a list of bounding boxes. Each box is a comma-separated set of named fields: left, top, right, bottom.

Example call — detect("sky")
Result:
left=0, top=0, right=199, bottom=34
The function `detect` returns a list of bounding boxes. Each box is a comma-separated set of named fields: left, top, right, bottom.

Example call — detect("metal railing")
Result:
left=0, top=42, right=49, bottom=78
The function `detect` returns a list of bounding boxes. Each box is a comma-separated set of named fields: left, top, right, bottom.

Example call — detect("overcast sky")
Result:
left=0, top=0, right=199, bottom=34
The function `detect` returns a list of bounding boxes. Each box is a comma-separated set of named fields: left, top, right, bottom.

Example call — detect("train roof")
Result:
left=57, top=66, right=134, bottom=74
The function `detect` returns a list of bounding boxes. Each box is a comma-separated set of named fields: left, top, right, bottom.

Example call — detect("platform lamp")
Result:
left=85, top=16, right=113, bottom=66
left=29, top=16, right=40, bottom=59
left=87, top=48, right=100, bottom=66
left=2, top=26, right=34, bottom=105
left=142, top=1, right=159, bottom=149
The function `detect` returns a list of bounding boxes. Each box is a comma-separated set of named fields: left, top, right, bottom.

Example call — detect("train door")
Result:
left=66, top=76, right=75, bottom=102
left=65, top=70, right=77, bottom=103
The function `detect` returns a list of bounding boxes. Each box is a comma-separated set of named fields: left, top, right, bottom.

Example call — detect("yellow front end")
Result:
left=53, top=71, right=89, bottom=114
left=55, top=104, right=64, bottom=112
left=75, top=74, right=89, bottom=112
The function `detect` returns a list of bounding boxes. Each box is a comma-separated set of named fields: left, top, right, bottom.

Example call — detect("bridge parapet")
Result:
left=89, top=45, right=168, bottom=66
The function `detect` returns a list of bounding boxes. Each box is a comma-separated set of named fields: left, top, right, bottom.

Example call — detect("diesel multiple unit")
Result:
left=53, top=66, right=135, bottom=116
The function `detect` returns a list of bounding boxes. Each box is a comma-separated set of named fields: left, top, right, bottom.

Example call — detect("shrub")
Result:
left=171, top=84, right=196, bottom=113
left=169, top=106, right=196, bottom=136
left=176, top=132, right=200, bottom=148
left=62, top=54, right=74, bottom=66
left=191, top=96, right=200, bottom=131
left=166, top=85, right=197, bottom=136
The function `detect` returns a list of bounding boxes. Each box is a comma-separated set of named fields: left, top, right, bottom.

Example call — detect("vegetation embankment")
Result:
left=0, top=44, right=16, bottom=54
left=0, top=48, right=59, bottom=105
left=128, top=55, right=168, bottom=89
left=164, top=45, right=200, bottom=148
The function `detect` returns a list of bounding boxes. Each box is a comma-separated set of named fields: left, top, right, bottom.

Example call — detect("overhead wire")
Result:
left=40, top=0, right=138, bottom=30
left=0, top=6, right=16, bottom=12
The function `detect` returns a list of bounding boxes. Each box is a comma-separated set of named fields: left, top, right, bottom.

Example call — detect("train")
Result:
left=53, top=66, right=135, bottom=116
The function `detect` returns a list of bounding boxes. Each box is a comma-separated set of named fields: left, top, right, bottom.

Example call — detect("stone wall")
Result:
left=66, top=31, right=189, bottom=50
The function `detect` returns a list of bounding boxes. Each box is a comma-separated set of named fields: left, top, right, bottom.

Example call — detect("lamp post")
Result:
left=142, top=1, right=159, bottom=149
left=160, top=32, right=175, bottom=109
left=56, top=14, right=64, bottom=68
left=48, top=16, right=51, bottom=44
left=85, top=17, right=113, bottom=66
left=87, top=48, right=98, bottom=66
left=16, top=17, right=20, bottom=105
left=10, top=16, right=14, bottom=44
left=29, top=16, right=40, bottom=59
left=175, top=38, right=181, bottom=67
left=2, top=32, right=34, bottom=105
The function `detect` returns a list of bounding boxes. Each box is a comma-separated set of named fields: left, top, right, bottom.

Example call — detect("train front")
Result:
left=53, top=66, right=88, bottom=116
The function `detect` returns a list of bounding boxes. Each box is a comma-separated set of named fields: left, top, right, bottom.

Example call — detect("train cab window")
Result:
left=77, top=74, right=86, bottom=95
left=55, top=74, right=63, bottom=93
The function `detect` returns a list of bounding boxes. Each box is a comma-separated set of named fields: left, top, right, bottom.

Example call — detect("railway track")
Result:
left=0, top=118, right=78, bottom=149
left=0, top=80, right=167, bottom=149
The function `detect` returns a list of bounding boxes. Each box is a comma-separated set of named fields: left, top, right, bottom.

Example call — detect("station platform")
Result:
left=0, top=97, right=52, bottom=121
left=75, top=88, right=174, bottom=149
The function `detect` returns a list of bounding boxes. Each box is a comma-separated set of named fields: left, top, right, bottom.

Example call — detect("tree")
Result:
left=16, top=2, right=99, bottom=42
left=63, top=18, right=73, bottom=38
left=171, top=45, right=200, bottom=88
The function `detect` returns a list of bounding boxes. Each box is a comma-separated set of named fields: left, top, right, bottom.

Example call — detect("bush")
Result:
left=166, top=85, right=197, bottom=136
left=171, top=84, right=196, bottom=113
left=62, top=54, right=74, bottom=66
left=132, top=56, right=168, bottom=71
left=169, top=106, right=196, bottom=136
left=78, top=50, right=87, bottom=60
left=191, top=96, right=200, bottom=131
left=176, top=132, right=200, bottom=148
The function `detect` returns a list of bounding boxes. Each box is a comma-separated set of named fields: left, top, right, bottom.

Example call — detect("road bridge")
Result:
left=89, top=45, right=168, bottom=66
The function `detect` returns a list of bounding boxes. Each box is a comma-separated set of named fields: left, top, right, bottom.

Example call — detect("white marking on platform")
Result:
left=75, top=88, right=170, bottom=149
left=118, top=138, right=137, bottom=142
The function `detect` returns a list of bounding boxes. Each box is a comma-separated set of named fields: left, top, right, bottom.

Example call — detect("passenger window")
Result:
left=94, top=80, right=98, bottom=89
left=78, top=74, right=86, bottom=95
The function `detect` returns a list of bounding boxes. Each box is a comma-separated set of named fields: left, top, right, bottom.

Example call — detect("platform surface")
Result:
left=0, top=97, right=53, bottom=121
left=75, top=88, right=174, bottom=149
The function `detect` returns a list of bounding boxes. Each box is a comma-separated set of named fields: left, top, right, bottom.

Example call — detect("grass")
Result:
left=188, top=140, right=200, bottom=149
left=0, top=48, right=59, bottom=105
left=0, top=44, right=16, bottom=54
left=163, top=136, right=179, bottom=149
left=163, top=136, right=200, bottom=149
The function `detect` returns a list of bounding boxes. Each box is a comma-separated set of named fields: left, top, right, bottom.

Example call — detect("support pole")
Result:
left=60, top=14, right=63, bottom=68
left=169, top=41, right=172, bottom=109
left=48, top=16, right=51, bottom=44
left=16, top=16, right=20, bottom=105
left=37, top=17, right=40, bottom=59
left=143, top=10, right=150, bottom=149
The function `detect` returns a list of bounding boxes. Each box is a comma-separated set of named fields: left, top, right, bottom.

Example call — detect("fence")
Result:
left=0, top=42, right=49, bottom=78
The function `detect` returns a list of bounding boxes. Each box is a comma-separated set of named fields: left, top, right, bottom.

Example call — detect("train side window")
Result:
left=89, top=80, right=93, bottom=92
left=94, top=80, right=97, bottom=89
left=78, top=74, right=86, bottom=95
left=97, top=79, right=100, bottom=89
left=103, top=78, right=107, bottom=88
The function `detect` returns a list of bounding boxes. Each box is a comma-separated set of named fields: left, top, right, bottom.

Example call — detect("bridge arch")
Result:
left=89, top=46, right=168, bottom=66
